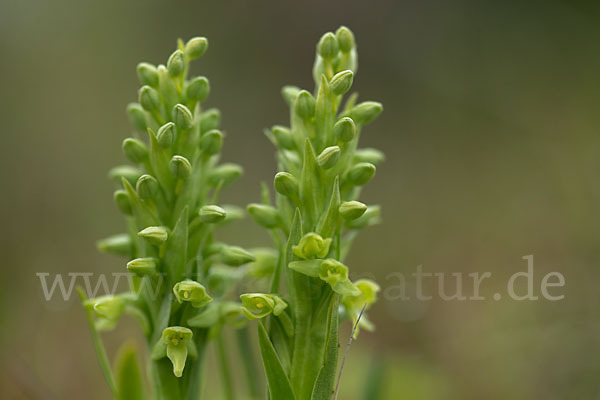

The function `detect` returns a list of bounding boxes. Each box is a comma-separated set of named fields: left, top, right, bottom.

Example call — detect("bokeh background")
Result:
left=1, top=0, right=599, bottom=398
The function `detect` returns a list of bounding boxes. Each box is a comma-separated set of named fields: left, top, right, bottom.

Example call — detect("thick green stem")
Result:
left=290, top=278, right=332, bottom=400
left=236, top=327, right=261, bottom=399
left=216, top=332, right=235, bottom=400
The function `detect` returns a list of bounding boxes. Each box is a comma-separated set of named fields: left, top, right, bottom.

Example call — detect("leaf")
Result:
left=288, top=260, right=321, bottom=277
left=122, top=178, right=160, bottom=230
left=314, top=76, right=335, bottom=148
left=316, top=176, right=341, bottom=238
left=115, top=343, right=144, bottom=400
left=300, top=139, right=319, bottom=229
left=258, top=322, right=296, bottom=400
left=164, top=206, right=189, bottom=283
left=147, top=128, right=175, bottom=196
left=311, top=295, right=339, bottom=400
left=284, top=208, right=303, bottom=307
left=332, top=279, right=361, bottom=296
left=151, top=292, right=173, bottom=345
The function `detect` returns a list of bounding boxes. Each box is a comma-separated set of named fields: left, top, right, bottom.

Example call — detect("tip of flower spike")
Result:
left=336, top=26, right=355, bottom=53
left=184, top=37, right=208, bottom=59
left=317, top=32, right=339, bottom=59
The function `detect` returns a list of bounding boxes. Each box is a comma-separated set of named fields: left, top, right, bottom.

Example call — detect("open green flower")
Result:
left=342, top=279, right=380, bottom=311
left=84, top=294, right=138, bottom=331
left=126, top=257, right=158, bottom=276
left=240, top=293, right=287, bottom=320
left=320, top=259, right=361, bottom=296
left=151, top=326, right=197, bottom=378
left=173, top=280, right=213, bottom=308
left=292, top=232, right=332, bottom=259
left=342, top=279, right=380, bottom=338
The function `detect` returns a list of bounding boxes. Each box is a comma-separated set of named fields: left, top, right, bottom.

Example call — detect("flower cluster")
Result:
left=243, top=26, right=382, bottom=400
left=82, top=27, right=384, bottom=400
left=82, top=37, right=256, bottom=398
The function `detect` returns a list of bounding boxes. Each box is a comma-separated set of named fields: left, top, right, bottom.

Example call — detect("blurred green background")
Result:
left=1, top=0, right=599, bottom=398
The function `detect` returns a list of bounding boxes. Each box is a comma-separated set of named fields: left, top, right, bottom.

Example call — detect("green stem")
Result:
left=290, top=277, right=332, bottom=400
left=236, top=327, right=261, bottom=399
left=216, top=332, right=235, bottom=400
left=78, top=288, right=119, bottom=398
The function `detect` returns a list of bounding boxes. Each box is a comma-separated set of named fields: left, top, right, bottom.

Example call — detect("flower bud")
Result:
left=167, top=50, right=185, bottom=77
left=200, top=108, right=220, bottom=132
left=138, top=85, right=161, bottom=111
left=138, top=226, right=168, bottom=245
left=317, top=146, right=341, bottom=169
left=295, top=90, right=316, bottom=119
left=346, top=205, right=381, bottom=229
left=339, top=201, right=367, bottom=220
left=122, top=138, right=149, bottom=163
left=334, top=117, right=356, bottom=142
left=247, top=203, right=279, bottom=229
left=273, top=171, right=299, bottom=200
left=136, top=62, right=159, bottom=87
left=329, top=70, right=353, bottom=96
left=350, top=101, right=383, bottom=125
left=293, top=232, right=332, bottom=259
left=157, top=122, right=176, bottom=148
left=318, top=32, right=339, bottom=59
left=354, top=148, right=385, bottom=164
left=336, top=26, right=355, bottom=53
left=173, top=280, right=213, bottom=308
left=221, top=246, right=256, bottom=266
left=208, top=163, right=243, bottom=187
left=186, top=76, right=210, bottom=102
left=347, top=162, right=376, bottom=186
left=97, top=233, right=132, bottom=255
left=169, top=155, right=192, bottom=179
left=87, top=295, right=126, bottom=321
left=271, top=125, right=295, bottom=150
left=108, top=165, right=143, bottom=185
left=184, top=37, right=208, bottom=59
left=173, top=104, right=193, bottom=130
left=136, top=174, right=159, bottom=200
left=281, top=85, right=301, bottom=106
left=127, top=103, right=147, bottom=131
left=114, top=190, right=132, bottom=215
left=199, top=204, right=226, bottom=223
left=199, top=129, right=223, bottom=155
left=127, top=257, right=158, bottom=276
left=221, top=204, right=245, bottom=224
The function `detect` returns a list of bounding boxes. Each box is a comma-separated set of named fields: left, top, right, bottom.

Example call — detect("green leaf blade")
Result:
left=258, top=322, right=296, bottom=400
left=115, top=343, right=145, bottom=400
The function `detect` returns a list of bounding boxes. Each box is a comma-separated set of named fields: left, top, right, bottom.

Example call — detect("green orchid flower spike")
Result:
left=82, top=35, right=259, bottom=400
left=244, top=26, right=383, bottom=400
